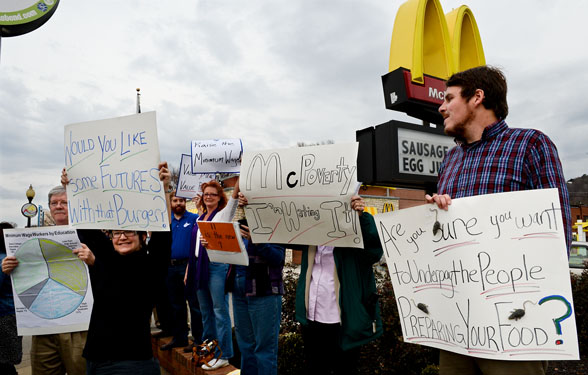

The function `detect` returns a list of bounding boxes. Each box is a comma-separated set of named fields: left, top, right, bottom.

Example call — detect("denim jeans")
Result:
left=196, top=262, right=233, bottom=359
left=86, top=358, right=160, bottom=375
left=166, top=263, right=202, bottom=343
left=233, top=273, right=282, bottom=375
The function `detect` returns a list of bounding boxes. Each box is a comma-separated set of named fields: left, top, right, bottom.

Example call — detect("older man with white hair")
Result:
left=1, top=185, right=96, bottom=375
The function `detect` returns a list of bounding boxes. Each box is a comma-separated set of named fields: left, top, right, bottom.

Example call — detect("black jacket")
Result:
left=82, top=230, right=171, bottom=360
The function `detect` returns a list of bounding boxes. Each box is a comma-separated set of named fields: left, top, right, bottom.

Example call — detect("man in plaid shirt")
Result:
left=426, top=65, right=572, bottom=375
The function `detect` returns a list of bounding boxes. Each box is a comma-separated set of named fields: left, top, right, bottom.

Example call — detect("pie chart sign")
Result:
left=12, top=238, right=88, bottom=320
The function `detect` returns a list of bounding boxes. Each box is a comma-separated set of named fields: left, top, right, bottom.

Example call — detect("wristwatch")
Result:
left=166, top=186, right=174, bottom=193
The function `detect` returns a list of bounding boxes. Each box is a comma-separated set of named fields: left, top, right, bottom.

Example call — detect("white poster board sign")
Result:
left=3, top=226, right=93, bottom=335
left=374, top=189, right=578, bottom=360
left=199, top=221, right=249, bottom=266
left=176, top=154, right=216, bottom=199
left=240, top=143, right=363, bottom=248
left=63, top=112, right=169, bottom=231
left=191, top=139, right=242, bottom=173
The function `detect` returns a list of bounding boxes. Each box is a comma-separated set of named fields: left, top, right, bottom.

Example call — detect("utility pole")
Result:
left=136, top=88, right=141, bottom=114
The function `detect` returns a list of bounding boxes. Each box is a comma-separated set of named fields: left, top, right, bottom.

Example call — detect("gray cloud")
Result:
left=1, top=0, right=587, bottom=227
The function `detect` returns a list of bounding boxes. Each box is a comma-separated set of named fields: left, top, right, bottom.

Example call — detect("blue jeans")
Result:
left=166, top=263, right=202, bottom=343
left=233, top=273, right=282, bottom=375
left=196, top=262, right=233, bottom=359
left=86, top=358, right=160, bottom=375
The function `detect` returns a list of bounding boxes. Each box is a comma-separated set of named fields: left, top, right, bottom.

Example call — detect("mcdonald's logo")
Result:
left=382, top=203, right=395, bottom=213
left=382, top=0, right=485, bottom=124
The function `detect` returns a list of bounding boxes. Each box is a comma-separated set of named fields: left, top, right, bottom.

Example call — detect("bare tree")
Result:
left=169, top=164, right=179, bottom=190
left=296, top=140, right=334, bottom=147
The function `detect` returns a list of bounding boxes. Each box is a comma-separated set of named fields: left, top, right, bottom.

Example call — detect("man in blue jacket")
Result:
left=161, top=192, right=202, bottom=352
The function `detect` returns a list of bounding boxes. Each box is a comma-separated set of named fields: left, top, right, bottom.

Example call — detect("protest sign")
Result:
left=240, top=143, right=363, bottom=248
left=199, top=221, right=249, bottom=266
left=374, top=189, right=578, bottom=360
left=3, top=226, right=93, bottom=335
left=176, top=154, right=216, bottom=199
left=63, top=112, right=169, bottom=231
left=191, top=139, right=242, bottom=173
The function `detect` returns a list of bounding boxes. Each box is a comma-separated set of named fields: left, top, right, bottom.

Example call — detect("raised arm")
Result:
left=215, top=176, right=240, bottom=222
left=61, top=167, right=69, bottom=187
left=158, top=161, right=173, bottom=224
left=232, top=176, right=240, bottom=199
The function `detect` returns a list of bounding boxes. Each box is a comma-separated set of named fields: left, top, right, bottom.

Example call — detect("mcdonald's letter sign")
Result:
left=382, top=0, right=485, bottom=124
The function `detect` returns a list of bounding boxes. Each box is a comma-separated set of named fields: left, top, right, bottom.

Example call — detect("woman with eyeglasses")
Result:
left=184, top=179, right=239, bottom=370
left=74, top=162, right=173, bottom=375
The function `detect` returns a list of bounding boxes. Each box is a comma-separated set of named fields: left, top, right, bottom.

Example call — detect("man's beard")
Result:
left=173, top=205, right=186, bottom=215
left=444, top=122, right=467, bottom=139
left=443, top=110, right=473, bottom=143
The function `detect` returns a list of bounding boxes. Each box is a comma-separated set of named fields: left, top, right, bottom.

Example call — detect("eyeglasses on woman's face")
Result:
left=111, top=230, right=137, bottom=239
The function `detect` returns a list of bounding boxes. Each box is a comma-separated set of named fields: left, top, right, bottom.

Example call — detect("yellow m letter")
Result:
left=388, top=0, right=485, bottom=84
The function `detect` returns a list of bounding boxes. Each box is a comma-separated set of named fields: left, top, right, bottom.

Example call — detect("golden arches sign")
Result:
left=382, top=203, right=395, bottom=213
left=388, top=0, right=485, bottom=84
left=381, top=0, right=486, bottom=124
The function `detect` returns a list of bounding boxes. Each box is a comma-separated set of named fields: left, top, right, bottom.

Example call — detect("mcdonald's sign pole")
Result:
left=356, top=0, right=486, bottom=189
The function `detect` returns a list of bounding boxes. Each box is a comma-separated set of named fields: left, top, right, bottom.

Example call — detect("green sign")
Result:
left=0, top=0, right=60, bottom=37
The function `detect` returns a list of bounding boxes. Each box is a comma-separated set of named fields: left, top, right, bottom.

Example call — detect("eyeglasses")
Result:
left=111, top=230, right=137, bottom=239
left=203, top=193, right=219, bottom=197
left=49, top=200, right=68, bottom=207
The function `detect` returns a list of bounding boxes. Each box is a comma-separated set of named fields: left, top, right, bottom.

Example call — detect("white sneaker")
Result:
left=202, top=358, right=229, bottom=371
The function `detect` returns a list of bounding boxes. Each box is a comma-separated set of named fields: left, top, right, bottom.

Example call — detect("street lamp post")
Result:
left=21, top=184, right=38, bottom=228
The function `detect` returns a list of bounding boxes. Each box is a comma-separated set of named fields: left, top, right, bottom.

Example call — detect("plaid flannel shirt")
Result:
left=437, top=120, right=572, bottom=251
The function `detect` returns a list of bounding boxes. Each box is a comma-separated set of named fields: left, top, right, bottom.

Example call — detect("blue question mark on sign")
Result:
left=538, top=295, right=572, bottom=345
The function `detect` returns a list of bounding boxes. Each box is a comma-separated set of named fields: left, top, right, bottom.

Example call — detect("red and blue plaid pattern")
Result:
left=437, top=120, right=572, bottom=251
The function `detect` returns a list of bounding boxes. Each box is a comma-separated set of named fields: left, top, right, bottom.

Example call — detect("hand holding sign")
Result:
left=240, top=143, right=363, bottom=248
left=191, top=139, right=242, bottom=174
left=63, top=112, right=169, bottom=231
left=239, top=223, right=251, bottom=242
left=176, top=154, right=216, bottom=199
left=374, top=189, right=578, bottom=360
left=199, top=222, right=241, bottom=253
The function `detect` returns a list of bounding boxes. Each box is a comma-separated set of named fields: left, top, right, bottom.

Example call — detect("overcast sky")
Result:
left=1, top=0, right=587, bottom=227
